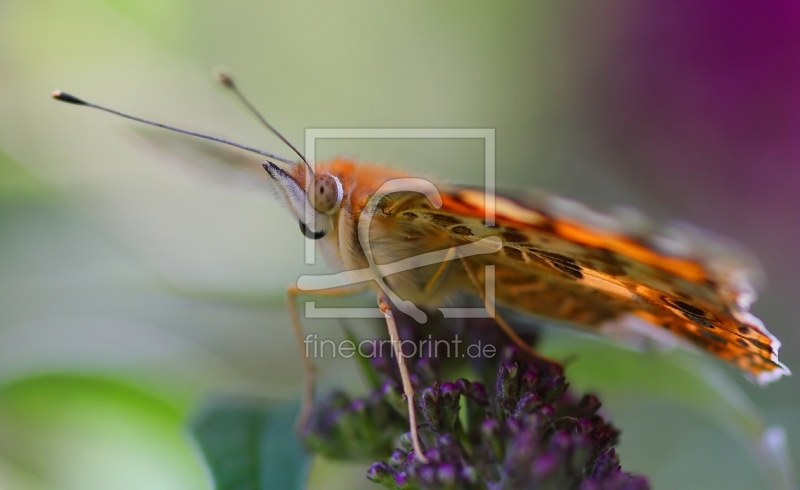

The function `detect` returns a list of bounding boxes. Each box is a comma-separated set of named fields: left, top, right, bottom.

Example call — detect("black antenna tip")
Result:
left=262, top=162, right=278, bottom=176
left=213, top=66, right=235, bottom=89
left=52, top=91, right=87, bottom=105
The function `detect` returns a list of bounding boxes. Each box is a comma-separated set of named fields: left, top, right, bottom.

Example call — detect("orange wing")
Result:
left=377, top=184, right=788, bottom=384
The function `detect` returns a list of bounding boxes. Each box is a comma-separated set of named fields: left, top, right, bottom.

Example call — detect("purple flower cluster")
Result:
left=302, top=310, right=649, bottom=490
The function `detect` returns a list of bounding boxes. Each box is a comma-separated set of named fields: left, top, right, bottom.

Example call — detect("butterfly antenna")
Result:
left=51, top=90, right=296, bottom=165
left=216, top=69, right=314, bottom=176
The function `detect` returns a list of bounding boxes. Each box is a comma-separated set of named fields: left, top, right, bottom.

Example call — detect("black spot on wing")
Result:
left=503, top=246, right=526, bottom=261
left=500, top=228, right=528, bottom=243
left=550, top=260, right=584, bottom=279
left=662, top=296, right=717, bottom=328
left=529, top=250, right=584, bottom=280
left=673, top=300, right=706, bottom=317
left=748, top=337, right=773, bottom=354
left=585, top=248, right=627, bottom=277
left=690, top=316, right=716, bottom=329
left=450, top=225, right=474, bottom=236
left=427, top=213, right=463, bottom=227
left=698, top=328, right=727, bottom=345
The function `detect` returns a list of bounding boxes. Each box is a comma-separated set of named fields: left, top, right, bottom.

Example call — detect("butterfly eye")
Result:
left=309, top=173, right=343, bottom=214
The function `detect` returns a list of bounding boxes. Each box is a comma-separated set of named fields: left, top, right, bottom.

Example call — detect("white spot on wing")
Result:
left=579, top=272, right=636, bottom=299
left=458, top=190, right=546, bottom=225
left=599, top=313, right=692, bottom=352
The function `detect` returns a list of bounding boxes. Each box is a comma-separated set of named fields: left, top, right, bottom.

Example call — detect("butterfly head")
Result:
left=262, top=161, right=344, bottom=240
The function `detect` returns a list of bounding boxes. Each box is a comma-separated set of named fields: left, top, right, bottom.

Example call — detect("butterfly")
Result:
left=51, top=73, right=789, bottom=462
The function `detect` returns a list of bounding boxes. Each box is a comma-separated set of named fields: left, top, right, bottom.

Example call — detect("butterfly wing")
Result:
left=372, top=184, right=788, bottom=384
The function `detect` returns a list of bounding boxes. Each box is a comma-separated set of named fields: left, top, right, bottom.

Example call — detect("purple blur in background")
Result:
left=587, top=0, right=800, bottom=278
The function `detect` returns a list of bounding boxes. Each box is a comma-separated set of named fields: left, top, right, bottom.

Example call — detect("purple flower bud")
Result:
left=591, top=425, right=620, bottom=448
left=440, top=382, right=460, bottom=401
left=539, top=404, right=555, bottom=418
left=541, top=374, right=569, bottom=404
left=437, top=463, right=457, bottom=486
left=497, top=362, right=521, bottom=417
left=460, top=379, right=489, bottom=406
left=424, top=447, right=441, bottom=463
left=418, top=465, right=437, bottom=485
left=506, top=417, right=524, bottom=436
left=500, top=345, right=522, bottom=364
left=550, top=430, right=573, bottom=451
left=399, top=431, right=414, bottom=452
left=388, top=449, right=407, bottom=469
left=350, top=399, right=366, bottom=413
left=481, top=418, right=501, bottom=438
left=420, top=385, right=443, bottom=431
left=461, top=465, right=480, bottom=484
left=513, top=392, right=541, bottom=418
left=575, top=394, right=603, bottom=418
left=481, top=418, right=504, bottom=460
left=454, top=378, right=470, bottom=392
left=533, top=454, right=558, bottom=478
left=431, top=434, right=464, bottom=467
left=394, top=471, right=409, bottom=488
left=381, top=380, right=406, bottom=417
left=367, top=462, right=396, bottom=486
left=588, top=448, right=621, bottom=480
left=503, top=427, right=539, bottom=485
left=439, top=382, right=462, bottom=431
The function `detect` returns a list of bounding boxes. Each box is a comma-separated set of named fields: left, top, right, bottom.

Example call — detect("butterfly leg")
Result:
left=460, top=257, right=563, bottom=368
left=286, top=283, right=365, bottom=433
left=377, top=291, right=429, bottom=463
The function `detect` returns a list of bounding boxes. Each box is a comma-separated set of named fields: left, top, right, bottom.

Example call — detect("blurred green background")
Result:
left=1, top=1, right=799, bottom=489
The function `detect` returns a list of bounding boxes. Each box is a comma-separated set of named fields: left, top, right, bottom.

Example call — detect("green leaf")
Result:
left=0, top=374, right=206, bottom=490
left=190, top=398, right=311, bottom=490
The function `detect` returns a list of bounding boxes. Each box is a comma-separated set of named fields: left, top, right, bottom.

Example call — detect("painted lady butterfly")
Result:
left=52, top=76, right=789, bottom=461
